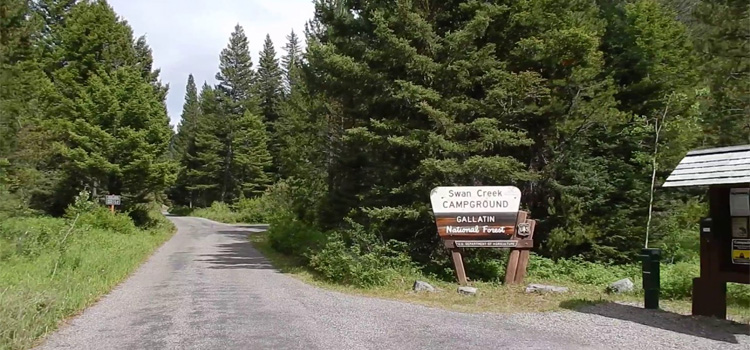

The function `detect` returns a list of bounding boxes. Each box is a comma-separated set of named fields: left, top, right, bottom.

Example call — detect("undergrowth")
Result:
left=0, top=191, right=174, bottom=350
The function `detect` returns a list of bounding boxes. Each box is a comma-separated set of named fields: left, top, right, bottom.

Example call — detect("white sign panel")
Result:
left=430, top=186, right=521, bottom=214
left=730, top=188, right=750, bottom=217
left=105, top=195, right=121, bottom=206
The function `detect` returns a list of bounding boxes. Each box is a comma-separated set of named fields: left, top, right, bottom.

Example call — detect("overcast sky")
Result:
left=108, top=0, right=315, bottom=128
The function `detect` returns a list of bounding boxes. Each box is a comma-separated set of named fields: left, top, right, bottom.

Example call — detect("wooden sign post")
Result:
left=430, top=186, right=536, bottom=285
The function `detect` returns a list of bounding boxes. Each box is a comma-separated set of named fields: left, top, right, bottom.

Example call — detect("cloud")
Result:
left=108, top=0, right=315, bottom=127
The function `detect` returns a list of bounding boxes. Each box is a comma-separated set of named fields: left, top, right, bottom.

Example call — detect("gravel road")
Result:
left=37, top=216, right=750, bottom=350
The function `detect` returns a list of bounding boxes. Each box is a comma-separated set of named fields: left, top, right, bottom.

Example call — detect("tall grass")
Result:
left=0, top=205, right=174, bottom=350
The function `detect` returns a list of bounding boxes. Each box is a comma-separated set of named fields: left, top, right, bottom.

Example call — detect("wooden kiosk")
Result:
left=663, top=145, right=750, bottom=319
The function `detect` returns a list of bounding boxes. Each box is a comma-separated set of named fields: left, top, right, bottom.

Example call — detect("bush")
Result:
left=0, top=217, right=67, bottom=259
left=78, top=207, right=138, bottom=235
left=192, top=202, right=241, bottom=223
left=463, top=249, right=509, bottom=282
left=267, top=211, right=325, bottom=259
left=528, top=254, right=640, bottom=286
left=308, top=220, right=416, bottom=287
left=126, top=203, right=168, bottom=229
left=309, top=234, right=415, bottom=287
left=169, top=205, right=193, bottom=216
left=728, top=283, right=750, bottom=307
left=660, top=259, right=699, bottom=299
left=234, top=196, right=270, bottom=223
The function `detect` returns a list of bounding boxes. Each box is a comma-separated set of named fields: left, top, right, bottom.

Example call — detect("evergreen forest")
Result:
left=2, top=0, right=749, bottom=279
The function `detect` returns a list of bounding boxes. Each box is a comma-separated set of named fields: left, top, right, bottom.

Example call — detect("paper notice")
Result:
left=732, top=217, right=749, bottom=238
left=730, top=188, right=750, bottom=217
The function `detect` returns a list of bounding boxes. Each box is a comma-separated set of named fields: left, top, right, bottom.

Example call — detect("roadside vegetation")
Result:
left=0, top=192, right=175, bottom=350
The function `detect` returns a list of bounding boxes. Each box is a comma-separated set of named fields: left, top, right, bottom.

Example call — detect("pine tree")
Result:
left=170, top=74, right=201, bottom=206
left=216, top=24, right=257, bottom=116
left=281, top=29, right=302, bottom=94
left=174, top=74, right=199, bottom=156
left=0, top=0, right=34, bottom=156
left=134, top=35, right=169, bottom=102
left=1, top=0, right=60, bottom=211
left=256, top=34, right=283, bottom=175
left=186, top=83, right=225, bottom=206
left=231, top=110, right=272, bottom=196
left=257, top=34, right=282, bottom=124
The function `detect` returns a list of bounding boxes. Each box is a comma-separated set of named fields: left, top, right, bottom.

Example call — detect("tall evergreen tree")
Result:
left=257, top=33, right=283, bottom=124
left=256, top=34, right=283, bottom=174
left=216, top=24, right=257, bottom=116
left=1, top=0, right=59, bottom=210
left=231, top=110, right=272, bottom=196
left=0, top=0, right=34, bottom=157
left=281, top=29, right=302, bottom=94
left=174, top=74, right=199, bottom=155
left=170, top=74, right=201, bottom=206
left=186, top=82, right=225, bottom=206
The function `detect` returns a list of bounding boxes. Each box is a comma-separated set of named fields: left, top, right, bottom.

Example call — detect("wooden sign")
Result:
left=430, top=186, right=521, bottom=240
left=429, top=186, right=536, bottom=285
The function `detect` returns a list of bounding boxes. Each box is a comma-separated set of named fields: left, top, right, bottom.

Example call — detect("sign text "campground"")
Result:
left=430, top=186, right=522, bottom=214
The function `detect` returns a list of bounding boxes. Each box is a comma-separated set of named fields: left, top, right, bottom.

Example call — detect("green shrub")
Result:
left=192, top=202, right=241, bottom=223
left=463, top=249, right=509, bottom=282
left=126, top=203, right=167, bottom=229
left=78, top=207, right=137, bottom=235
left=308, top=220, right=416, bottom=287
left=728, top=283, right=750, bottom=307
left=309, top=234, right=414, bottom=287
left=0, top=217, right=68, bottom=258
left=267, top=211, right=325, bottom=259
left=660, top=259, right=699, bottom=299
left=169, top=205, right=193, bottom=216
left=234, top=196, right=270, bottom=223
left=528, top=254, right=640, bottom=286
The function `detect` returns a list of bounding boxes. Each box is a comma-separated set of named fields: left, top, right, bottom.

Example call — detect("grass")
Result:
left=0, top=209, right=175, bottom=350
left=249, top=231, right=750, bottom=323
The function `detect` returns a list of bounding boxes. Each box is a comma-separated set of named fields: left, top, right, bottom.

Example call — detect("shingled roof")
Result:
left=662, top=144, right=750, bottom=188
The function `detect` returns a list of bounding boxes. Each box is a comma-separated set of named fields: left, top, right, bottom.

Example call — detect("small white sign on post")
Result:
left=105, top=195, right=121, bottom=206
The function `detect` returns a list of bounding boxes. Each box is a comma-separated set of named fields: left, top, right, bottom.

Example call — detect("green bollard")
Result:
left=641, top=248, right=661, bottom=310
